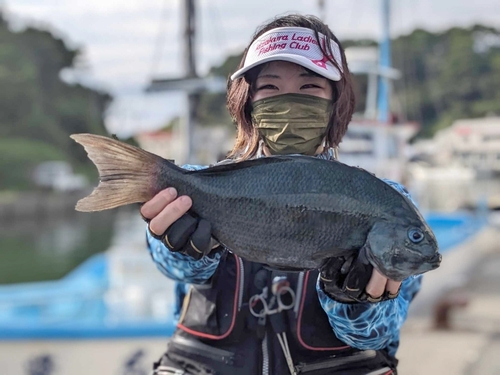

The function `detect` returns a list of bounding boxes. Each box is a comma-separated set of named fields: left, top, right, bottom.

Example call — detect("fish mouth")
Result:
left=365, top=247, right=442, bottom=281
left=426, top=253, right=442, bottom=268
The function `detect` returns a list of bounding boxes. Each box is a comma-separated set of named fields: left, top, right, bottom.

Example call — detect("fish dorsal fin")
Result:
left=188, top=155, right=312, bottom=176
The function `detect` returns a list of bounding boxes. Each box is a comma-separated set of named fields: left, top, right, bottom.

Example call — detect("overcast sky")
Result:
left=4, top=0, right=500, bottom=137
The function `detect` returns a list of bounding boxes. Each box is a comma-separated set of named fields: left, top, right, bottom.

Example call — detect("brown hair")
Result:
left=226, top=14, right=356, bottom=160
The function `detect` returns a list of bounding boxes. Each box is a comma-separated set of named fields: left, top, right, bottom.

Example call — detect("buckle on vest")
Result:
left=249, top=276, right=296, bottom=318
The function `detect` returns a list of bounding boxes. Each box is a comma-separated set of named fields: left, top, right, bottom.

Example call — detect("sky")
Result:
left=3, top=0, right=500, bottom=137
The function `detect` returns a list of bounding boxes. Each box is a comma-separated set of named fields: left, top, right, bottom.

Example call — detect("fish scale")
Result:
left=71, top=133, right=441, bottom=280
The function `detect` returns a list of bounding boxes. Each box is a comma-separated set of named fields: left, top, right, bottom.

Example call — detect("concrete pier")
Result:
left=397, top=222, right=500, bottom=374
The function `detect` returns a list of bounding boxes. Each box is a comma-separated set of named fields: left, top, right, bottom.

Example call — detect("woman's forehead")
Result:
left=257, top=61, right=318, bottom=77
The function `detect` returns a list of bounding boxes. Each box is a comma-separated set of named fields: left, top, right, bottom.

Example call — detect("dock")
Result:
left=398, top=222, right=500, bottom=374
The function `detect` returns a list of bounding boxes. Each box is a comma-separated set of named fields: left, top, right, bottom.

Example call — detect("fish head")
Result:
left=364, top=220, right=441, bottom=281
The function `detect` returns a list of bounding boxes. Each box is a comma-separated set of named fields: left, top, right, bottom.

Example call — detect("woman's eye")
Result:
left=257, top=84, right=277, bottom=90
left=301, top=84, right=321, bottom=89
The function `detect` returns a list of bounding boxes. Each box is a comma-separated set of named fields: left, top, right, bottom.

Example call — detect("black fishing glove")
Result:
left=319, top=248, right=400, bottom=303
left=144, top=212, right=219, bottom=260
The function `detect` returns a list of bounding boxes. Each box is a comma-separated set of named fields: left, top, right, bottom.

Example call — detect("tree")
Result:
left=196, top=25, right=500, bottom=140
left=0, top=12, right=112, bottom=189
left=392, top=25, right=500, bottom=137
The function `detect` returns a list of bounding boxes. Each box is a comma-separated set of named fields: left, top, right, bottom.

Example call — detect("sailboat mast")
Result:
left=184, top=0, right=198, bottom=163
left=377, top=0, right=391, bottom=123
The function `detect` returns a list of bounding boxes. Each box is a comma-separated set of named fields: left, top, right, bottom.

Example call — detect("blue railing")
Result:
left=425, top=211, right=487, bottom=252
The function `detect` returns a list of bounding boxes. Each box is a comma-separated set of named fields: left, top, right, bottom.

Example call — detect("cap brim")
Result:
left=230, top=53, right=342, bottom=82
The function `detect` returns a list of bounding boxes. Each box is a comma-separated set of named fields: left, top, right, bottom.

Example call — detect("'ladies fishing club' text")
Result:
left=255, top=33, right=321, bottom=55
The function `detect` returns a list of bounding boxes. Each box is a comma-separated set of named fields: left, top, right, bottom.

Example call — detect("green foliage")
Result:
left=198, top=92, right=233, bottom=126
left=200, top=25, right=500, bottom=139
left=197, top=53, right=242, bottom=126
left=0, top=210, right=116, bottom=283
left=0, top=12, right=112, bottom=189
left=341, top=39, right=378, bottom=49
left=208, top=53, right=243, bottom=78
left=392, top=25, right=500, bottom=137
left=0, top=138, right=67, bottom=189
left=161, top=116, right=181, bottom=131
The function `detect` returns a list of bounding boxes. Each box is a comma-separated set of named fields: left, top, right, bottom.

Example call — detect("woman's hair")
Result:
left=226, top=14, right=356, bottom=160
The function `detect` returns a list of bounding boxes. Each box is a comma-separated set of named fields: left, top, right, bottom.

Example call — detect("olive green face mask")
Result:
left=251, top=93, right=333, bottom=155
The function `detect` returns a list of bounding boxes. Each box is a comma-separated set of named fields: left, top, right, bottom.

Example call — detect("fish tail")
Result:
left=71, top=133, right=170, bottom=212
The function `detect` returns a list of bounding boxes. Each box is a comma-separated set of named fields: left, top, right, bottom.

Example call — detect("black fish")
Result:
left=71, top=133, right=441, bottom=280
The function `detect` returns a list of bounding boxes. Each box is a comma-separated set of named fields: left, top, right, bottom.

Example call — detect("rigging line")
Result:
left=211, top=0, right=227, bottom=51
left=391, top=0, right=408, bottom=122
left=392, top=0, right=406, bottom=121
left=348, top=0, right=363, bottom=32
left=204, top=0, right=226, bottom=74
left=137, top=0, right=172, bottom=139
left=147, top=0, right=171, bottom=82
left=334, top=0, right=365, bottom=37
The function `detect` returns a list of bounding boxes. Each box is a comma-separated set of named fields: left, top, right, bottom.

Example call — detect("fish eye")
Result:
left=408, top=228, right=424, bottom=243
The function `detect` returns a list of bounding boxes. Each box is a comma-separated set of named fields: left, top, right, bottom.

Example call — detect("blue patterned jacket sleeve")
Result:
left=316, top=179, right=423, bottom=357
left=146, top=229, right=222, bottom=284
left=145, top=164, right=222, bottom=285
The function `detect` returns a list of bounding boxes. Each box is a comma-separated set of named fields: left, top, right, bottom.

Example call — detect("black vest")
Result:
left=161, top=251, right=398, bottom=375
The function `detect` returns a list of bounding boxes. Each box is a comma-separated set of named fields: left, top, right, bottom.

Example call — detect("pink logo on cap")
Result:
left=311, top=37, right=335, bottom=70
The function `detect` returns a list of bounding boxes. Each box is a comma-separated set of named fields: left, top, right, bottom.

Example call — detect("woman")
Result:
left=141, top=14, right=422, bottom=375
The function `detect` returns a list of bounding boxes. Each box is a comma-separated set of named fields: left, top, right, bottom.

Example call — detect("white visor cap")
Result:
left=230, top=27, right=343, bottom=82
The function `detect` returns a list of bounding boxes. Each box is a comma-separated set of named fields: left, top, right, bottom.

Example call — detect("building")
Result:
left=339, top=117, right=419, bottom=182
left=409, top=116, right=500, bottom=211
left=433, top=116, right=500, bottom=175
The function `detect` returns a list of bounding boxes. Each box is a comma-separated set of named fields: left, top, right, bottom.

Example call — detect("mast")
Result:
left=184, top=0, right=198, bottom=163
left=377, top=0, right=391, bottom=123
left=146, top=0, right=225, bottom=164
